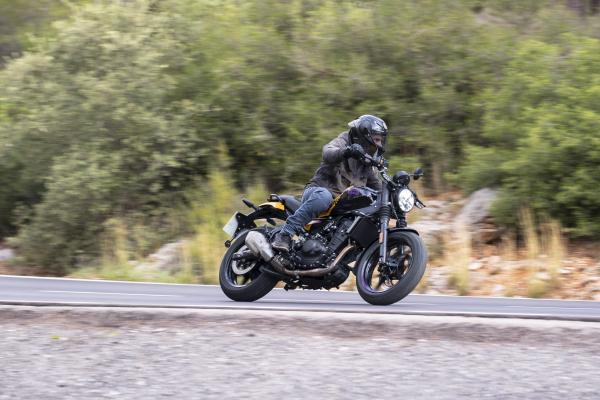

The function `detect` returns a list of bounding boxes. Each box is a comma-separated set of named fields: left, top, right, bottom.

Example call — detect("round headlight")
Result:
left=397, top=189, right=415, bottom=212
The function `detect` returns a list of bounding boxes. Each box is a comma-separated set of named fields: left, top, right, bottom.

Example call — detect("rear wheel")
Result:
left=356, top=231, right=427, bottom=306
left=219, top=230, right=278, bottom=302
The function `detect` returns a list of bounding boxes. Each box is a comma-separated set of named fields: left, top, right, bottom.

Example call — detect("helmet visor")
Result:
left=370, top=134, right=385, bottom=148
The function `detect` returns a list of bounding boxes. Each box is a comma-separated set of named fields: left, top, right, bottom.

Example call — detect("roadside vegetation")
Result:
left=446, top=227, right=472, bottom=296
left=416, top=203, right=573, bottom=298
left=69, top=159, right=270, bottom=284
left=0, top=0, right=599, bottom=296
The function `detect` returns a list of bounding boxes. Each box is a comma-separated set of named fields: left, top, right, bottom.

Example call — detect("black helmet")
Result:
left=347, top=114, right=388, bottom=154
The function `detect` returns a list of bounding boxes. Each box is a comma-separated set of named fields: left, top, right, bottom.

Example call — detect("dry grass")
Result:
left=415, top=264, right=430, bottom=293
left=521, top=208, right=540, bottom=260
left=180, top=170, right=268, bottom=284
left=71, top=218, right=194, bottom=283
left=445, top=225, right=471, bottom=295
left=380, top=193, right=576, bottom=299
left=515, top=208, right=565, bottom=298
left=541, top=219, right=565, bottom=283
left=72, top=164, right=271, bottom=284
left=500, top=230, right=517, bottom=262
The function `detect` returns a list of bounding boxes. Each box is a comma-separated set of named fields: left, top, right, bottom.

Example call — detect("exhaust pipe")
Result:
left=245, top=231, right=275, bottom=262
left=245, top=231, right=354, bottom=278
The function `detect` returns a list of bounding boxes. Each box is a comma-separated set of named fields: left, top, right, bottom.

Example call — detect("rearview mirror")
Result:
left=413, top=167, right=424, bottom=180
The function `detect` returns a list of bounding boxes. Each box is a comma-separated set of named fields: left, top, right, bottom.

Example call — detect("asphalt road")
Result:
left=1, top=275, right=599, bottom=321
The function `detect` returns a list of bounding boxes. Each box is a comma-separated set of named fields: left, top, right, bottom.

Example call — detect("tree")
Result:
left=1, top=1, right=215, bottom=271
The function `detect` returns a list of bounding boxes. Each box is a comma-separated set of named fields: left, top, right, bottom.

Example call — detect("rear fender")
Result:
left=231, top=204, right=287, bottom=239
left=257, top=202, right=287, bottom=218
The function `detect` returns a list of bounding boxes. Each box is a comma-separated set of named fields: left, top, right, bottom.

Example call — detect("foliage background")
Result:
left=1, top=0, right=599, bottom=274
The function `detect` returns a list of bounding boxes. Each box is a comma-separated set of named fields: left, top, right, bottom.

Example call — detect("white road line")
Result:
left=406, top=293, right=600, bottom=303
left=504, top=305, right=595, bottom=310
left=262, top=299, right=354, bottom=304
left=41, top=290, right=179, bottom=297
left=260, top=299, right=362, bottom=305
left=260, top=298, right=438, bottom=306
left=0, top=274, right=219, bottom=287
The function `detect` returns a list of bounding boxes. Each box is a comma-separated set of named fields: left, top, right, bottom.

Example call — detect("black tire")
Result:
left=219, top=230, right=278, bottom=302
left=356, top=231, right=427, bottom=306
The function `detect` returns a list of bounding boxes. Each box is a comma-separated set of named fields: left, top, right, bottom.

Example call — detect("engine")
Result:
left=289, top=218, right=353, bottom=270
left=244, top=218, right=356, bottom=290
left=289, top=235, right=328, bottom=269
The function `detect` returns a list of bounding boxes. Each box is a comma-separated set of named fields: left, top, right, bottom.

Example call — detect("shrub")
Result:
left=460, top=36, right=600, bottom=237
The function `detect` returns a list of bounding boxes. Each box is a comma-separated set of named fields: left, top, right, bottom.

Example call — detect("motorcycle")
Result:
left=219, top=151, right=428, bottom=305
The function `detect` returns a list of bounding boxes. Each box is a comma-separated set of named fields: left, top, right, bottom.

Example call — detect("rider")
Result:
left=271, top=114, right=388, bottom=252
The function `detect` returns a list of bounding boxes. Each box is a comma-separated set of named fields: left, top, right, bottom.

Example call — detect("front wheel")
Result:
left=356, top=231, right=427, bottom=306
left=219, top=230, right=278, bottom=302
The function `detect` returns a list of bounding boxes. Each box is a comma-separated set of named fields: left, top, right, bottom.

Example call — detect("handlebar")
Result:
left=362, top=153, right=386, bottom=169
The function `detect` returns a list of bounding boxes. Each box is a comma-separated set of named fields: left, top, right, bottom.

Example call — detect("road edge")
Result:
left=1, top=300, right=600, bottom=322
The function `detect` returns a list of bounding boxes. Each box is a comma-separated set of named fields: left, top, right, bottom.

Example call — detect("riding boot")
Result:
left=271, top=231, right=292, bottom=253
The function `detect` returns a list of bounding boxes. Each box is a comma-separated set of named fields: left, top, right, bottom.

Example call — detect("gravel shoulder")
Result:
left=1, top=306, right=599, bottom=400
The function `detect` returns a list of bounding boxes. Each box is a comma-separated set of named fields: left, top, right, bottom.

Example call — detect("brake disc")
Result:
left=231, top=245, right=258, bottom=275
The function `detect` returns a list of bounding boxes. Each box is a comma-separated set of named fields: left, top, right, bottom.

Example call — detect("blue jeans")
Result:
left=281, top=186, right=333, bottom=235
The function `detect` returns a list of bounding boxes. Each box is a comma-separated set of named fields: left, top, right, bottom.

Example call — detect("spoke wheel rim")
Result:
left=363, top=238, right=413, bottom=294
left=226, top=244, right=262, bottom=288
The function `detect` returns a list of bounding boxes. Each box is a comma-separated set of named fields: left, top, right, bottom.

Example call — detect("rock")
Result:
left=488, top=255, right=502, bottom=264
left=478, top=225, right=503, bottom=244
left=534, top=272, right=551, bottom=282
left=410, top=220, right=447, bottom=241
left=580, top=277, right=599, bottom=288
left=488, top=264, right=503, bottom=275
left=454, top=188, right=503, bottom=245
left=559, top=268, right=573, bottom=275
left=405, top=199, right=456, bottom=259
left=423, top=200, right=447, bottom=208
left=410, top=220, right=448, bottom=258
left=468, top=261, right=483, bottom=271
left=593, top=293, right=600, bottom=301
left=469, top=270, right=487, bottom=287
left=490, top=284, right=506, bottom=296
left=135, top=240, right=187, bottom=274
left=0, top=248, right=15, bottom=262
left=426, top=265, right=450, bottom=291
left=455, top=188, right=498, bottom=225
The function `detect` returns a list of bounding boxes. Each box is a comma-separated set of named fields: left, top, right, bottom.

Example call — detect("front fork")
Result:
left=378, top=184, right=391, bottom=266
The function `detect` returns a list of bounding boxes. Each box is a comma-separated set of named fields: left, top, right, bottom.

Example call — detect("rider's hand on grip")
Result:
left=343, top=143, right=366, bottom=160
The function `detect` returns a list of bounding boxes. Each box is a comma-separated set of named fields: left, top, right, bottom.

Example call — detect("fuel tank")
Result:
left=322, top=186, right=376, bottom=216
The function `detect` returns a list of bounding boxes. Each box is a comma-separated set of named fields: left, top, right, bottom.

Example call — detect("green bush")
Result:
left=459, top=35, right=600, bottom=237
left=1, top=2, right=215, bottom=272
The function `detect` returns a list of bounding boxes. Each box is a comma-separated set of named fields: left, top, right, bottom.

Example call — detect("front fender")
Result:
left=352, top=227, right=422, bottom=273
left=352, top=226, right=420, bottom=252
left=388, top=227, right=420, bottom=236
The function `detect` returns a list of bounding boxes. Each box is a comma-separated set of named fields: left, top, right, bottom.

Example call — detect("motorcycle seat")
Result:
left=278, top=195, right=301, bottom=212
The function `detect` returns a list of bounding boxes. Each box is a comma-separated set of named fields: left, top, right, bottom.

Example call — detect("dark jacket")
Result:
left=306, top=131, right=382, bottom=197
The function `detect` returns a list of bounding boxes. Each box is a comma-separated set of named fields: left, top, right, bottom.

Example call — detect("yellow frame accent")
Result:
left=259, top=201, right=285, bottom=211
left=317, top=189, right=348, bottom=218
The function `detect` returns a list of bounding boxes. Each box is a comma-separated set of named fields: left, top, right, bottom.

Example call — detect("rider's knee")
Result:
left=312, top=187, right=333, bottom=208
